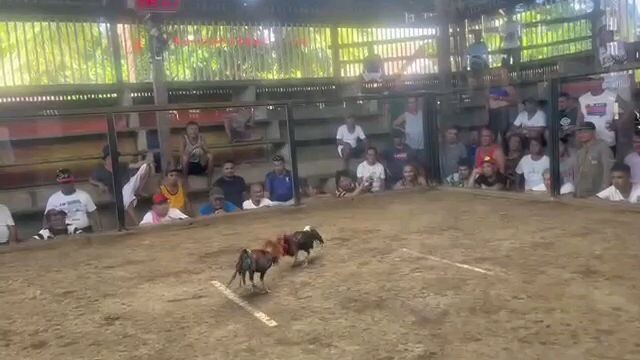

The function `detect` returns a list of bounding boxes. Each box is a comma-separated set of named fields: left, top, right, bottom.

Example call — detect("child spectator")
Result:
left=336, top=116, right=368, bottom=170
left=393, top=164, right=427, bottom=190
left=382, top=130, right=417, bottom=186
left=140, top=193, right=189, bottom=226
left=356, top=147, right=386, bottom=193
left=0, top=204, right=16, bottom=245
left=199, top=187, right=240, bottom=216
left=510, top=98, right=546, bottom=139
left=515, top=137, right=550, bottom=191
left=33, top=209, right=83, bottom=240
left=181, top=121, right=214, bottom=181
left=446, top=158, right=473, bottom=187
left=596, top=163, right=640, bottom=203
left=504, top=134, right=525, bottom=190
left=213, top=160, right=247, bottom=209
left=469, top=156, right=507, bottom=190
left=624, top=133, right=640, bottom=183
left=439, top=126, right=467, bottom=179
left=45, top=169, right=101, bottom=232
left=243, top=183, right=273, bottom=210
left=264, top=155, right=294, bottom=205
left=574, top=122, right=615, bottom=198
left=335, top=170, right=364, bottom=198
left=90, top=144, right=152, bottom=225
left=160, top=168, right=190, bottom=214
left=475, top=127, right=505, bottom=174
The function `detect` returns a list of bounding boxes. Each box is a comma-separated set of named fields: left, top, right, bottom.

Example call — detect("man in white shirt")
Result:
left=0, top=204, right=16, bottom=245
left=45, top=169, right=101, bottom=232
left=336, top=116, right=368, bottom=170
left=596, top=163, right=640, bottom=203
left=532, top=169, right=575, bottom=196
left=140, top=193, right=189, bottom=226
left=356, top=147, right=386, bottom=193
left=578, top=81, right=619, bottom=155
left=516, top=137, right=550, bottom=191
left=511, top=98, right=546, bottom=139
left=243, top=183, right=274, bottom=210
left=624, top=133, right=640, bottom=183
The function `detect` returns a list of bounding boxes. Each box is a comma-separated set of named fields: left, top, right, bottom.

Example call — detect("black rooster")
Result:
left=278, top=226, right=325, bottom=267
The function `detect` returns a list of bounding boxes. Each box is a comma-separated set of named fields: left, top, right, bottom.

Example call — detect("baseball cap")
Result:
left=152, top=193, right=169, bottom=205
left=56, top=168, right=75, bottom=184
left=45, top=208, right=67, bottom=217
left=272, top=154, right=285, bottom=162
left=209, top=187, right=225, bottom=199
left=575, top=121, right=596, bottom=131
left=101, top=144, right=121, bottom=160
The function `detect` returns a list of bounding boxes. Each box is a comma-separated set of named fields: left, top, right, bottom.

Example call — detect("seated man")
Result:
left=382, top=130, right=417, bottom=187
left=160, top=168, right=191, bottom=215
left=181, top=121, right=214, bottom=181
left=46, top=169, right=101, bottom=232
left=596, top=163, right=640, bottom=203
left=509, top=98, right=546, bottom=139
left=356, top=147, right=386, bottom=193
left=515, top=136, right=550, bottom=191
left=213, top=160, right=247, bottom=209
left=264, top=155, right=294, bottom=205
left=531, top=169, right=575, bottom=196
left=446, top=158, right=473, bottom=187
left=224, top=108, right=261, bottom=143
left=335, top=170, right=364, bottom=198
left=0, top=203, right=16, bottom=245
left=90, top=144, right=152, bottom=225
left=33, top=209, right=84, bottom=240
left=362, top=45, right=384, bottom=83
left=199, top=187, right=240, bottom=216
left=469, top=156, right=507, bottom=190
left=243, top=183, right=273, bottom=210
left=336, top=116, right=368, bottom=170
left=393, top=164, right=427, bottom=190
left=140, top=193, right=189, bottom=226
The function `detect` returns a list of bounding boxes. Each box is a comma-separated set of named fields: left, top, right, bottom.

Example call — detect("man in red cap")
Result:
left=44, top=168, right=101, bottom=232
left=469, top=156, right=507, bottom=190
left=139, top=193, right=189, bottom=226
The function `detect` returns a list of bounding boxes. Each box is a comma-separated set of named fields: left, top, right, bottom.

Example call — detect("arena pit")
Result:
left=1, top=190, right=639, bottom=360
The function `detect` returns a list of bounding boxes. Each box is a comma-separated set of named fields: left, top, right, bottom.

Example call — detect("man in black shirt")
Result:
left=382, top=130, right=417, bottom=187
left=470, top=155, right=507, bottom=190
left=213, top=160, right=247, bottom=209
left=362, top=45, right=384, bottom=83
left=558, top=92, right=578, bottom=145
left=90, top=145, right=152, bottom=224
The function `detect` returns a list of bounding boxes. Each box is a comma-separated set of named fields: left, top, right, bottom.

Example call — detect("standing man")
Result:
left=439, top=126, right=467, bottom=179
left=574, top=122, right=615, bottom=198
left=264, top=155, right=294, bottom=206
left=393, top=97, right=425, bottom=165
left=501, top=9, right=521, bottom=68
left=382, top=130, right=417, bottom=187
left=578, top=77, right=619, bottom=156
left=336, top=116, right=368, bottom=170
left=46, top=169, right=101, bottom=232
left=213, top=160, right=247, bottom=209
left=0, top=204, right=16, bottom=245
left=558, top=92, right=578, bottom=146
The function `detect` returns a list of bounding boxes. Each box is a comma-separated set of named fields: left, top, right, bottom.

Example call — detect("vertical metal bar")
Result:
left=72, top=22, right=86, bottom=82
left=549, top=78, right=561, bottom=197
left=0, top=22, right=8, bottom=86
left=178, top=23, right=187, bottom=81
left=285, top=103, right=301, bottom=206
left=90, top=22, right=100, bottom=83
left=13, top=22, right=25, bottom=85
left=63, top=21, right=76, bottom=84
left=42, top=22, right=54, bottom=84
left=106, top=112, right=127, bottom=230
left=30, top=22, right=42, bottom=83
left=330, top=25, right=340, bottom=78
left=108, top=21, right=125, bottom=94
left=423, top=94, right=441, bottom=183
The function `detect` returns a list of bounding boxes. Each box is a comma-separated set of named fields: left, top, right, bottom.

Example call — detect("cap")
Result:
left=575, top=121, right=596, bottom=131
left=209, top=187, right=225, bottom=199
left=56, top=168, right=75, bottom=184
left=101, top=144, right=121, bottom=160
left=152, top=193, right=169, bottom=205
left=481, top=155, right=496, bottom=165
left=272, top=154, right=285, bottom=162
left=45, top=208, right=67, bottom=217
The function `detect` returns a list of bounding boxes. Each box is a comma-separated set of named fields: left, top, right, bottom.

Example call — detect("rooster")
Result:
left=227, top=239, right=284, bottom=293
left=278, top=226, right=325, bottom=267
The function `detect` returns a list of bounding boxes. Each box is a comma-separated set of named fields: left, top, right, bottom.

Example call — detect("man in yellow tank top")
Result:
left=160, top=168, right=191, bottom=215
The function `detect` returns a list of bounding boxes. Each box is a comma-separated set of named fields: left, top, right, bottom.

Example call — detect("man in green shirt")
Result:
left=574, top=122, right=615, bottom=198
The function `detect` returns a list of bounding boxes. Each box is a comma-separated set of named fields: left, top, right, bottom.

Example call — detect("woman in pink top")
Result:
left=474, top=127, right=505, bottom=174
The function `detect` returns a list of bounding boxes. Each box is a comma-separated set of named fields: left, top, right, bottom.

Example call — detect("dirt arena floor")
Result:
left=1, top=190, right=639, bottom=360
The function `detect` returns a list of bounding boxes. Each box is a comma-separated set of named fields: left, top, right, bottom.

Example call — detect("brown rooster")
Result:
left=227, top=239, right=284, bottom=293
left=278, top=226, right=325, bottom=267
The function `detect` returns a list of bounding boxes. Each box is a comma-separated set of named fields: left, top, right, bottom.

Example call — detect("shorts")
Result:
left=187, top=161, right=208, bottom=175
left=122, top=163, right=150, bottom=208
left=338, top=141, right=365, bottom=158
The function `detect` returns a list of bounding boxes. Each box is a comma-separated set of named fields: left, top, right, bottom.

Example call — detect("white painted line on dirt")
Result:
left=210, top=280, right=278, bottom=327
left=401, top=248, right=494, bottom=275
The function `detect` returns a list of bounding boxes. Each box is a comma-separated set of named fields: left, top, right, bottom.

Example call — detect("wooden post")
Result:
left=149, top=15, right=171, bottom=174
